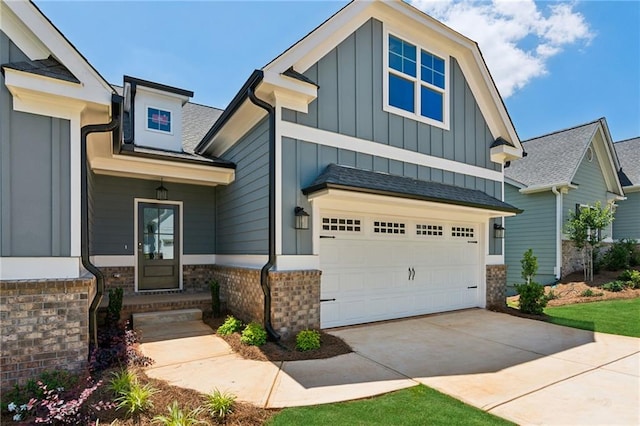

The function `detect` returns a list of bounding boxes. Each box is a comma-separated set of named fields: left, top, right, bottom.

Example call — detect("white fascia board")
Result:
left=4, top=68, right=111, bottom=107
left=0, top=257, right=80, bottom=280
left=622, top=184, right=640, bottom=193
left=259, top=72, right=317, bottom=112
left=519, top=183, right=577, bottom=195
left=206, top=100, right=267, bottom=157
left=4, top=0, right=114, bottom=96
left=490, top=144, right=522, bottom=164
left=592, top=126, right=624, bottom=196
left=89, top=154, right=235, bottom=186
left=281, top=121, right=503, bottom=182
left=0, top=2, right=50, bottom=59
left=308, top=188, right=517, bottom=222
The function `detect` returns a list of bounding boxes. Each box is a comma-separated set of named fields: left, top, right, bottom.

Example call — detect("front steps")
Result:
left=133, top=308, right=214, bottom=343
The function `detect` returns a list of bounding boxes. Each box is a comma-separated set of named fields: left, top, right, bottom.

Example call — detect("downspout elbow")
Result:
left=247, top=84, right=280, bottom=342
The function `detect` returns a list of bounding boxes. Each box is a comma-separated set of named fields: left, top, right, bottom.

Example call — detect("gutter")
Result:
left=247, top=83, right=280, bottom=342
left=551, top=186, right=563, bottom=280
left=82, top=94, right=123, bottom=347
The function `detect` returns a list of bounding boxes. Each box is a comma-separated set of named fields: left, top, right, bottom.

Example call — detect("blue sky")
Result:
left=35, top=0, right=639, bottom=142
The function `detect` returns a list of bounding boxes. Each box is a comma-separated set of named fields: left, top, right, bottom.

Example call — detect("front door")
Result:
left=137, top=202, right=180, bottom=291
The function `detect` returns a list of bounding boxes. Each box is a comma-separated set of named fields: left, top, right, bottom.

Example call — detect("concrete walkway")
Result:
left=140, top=309, right=640, bottom=425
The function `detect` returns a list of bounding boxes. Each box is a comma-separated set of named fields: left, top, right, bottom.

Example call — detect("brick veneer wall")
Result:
left=270, top=270, right=321, bottom=336
left=211, top=265, right=322, bottom=336
left=101, top=264, right=215, bottom=295
left=486, top=264, right=507, bottom=310
left=0, top=276, right=95, bottom=395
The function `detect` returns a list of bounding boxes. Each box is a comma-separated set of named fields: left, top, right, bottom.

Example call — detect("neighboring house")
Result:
left=613, top=137, right=640, bottom=240
left=1, top=0, right=524, bottom=392
left=504, top=118, right=625, bottom=291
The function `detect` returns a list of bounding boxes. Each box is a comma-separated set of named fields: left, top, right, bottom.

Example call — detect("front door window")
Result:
left=138, top=203, right=180, bottom=291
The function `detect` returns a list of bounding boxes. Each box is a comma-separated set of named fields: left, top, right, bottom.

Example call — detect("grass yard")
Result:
left=268, top=384, right=514, bottom=426
left=545, top=298, right=640, bottom=337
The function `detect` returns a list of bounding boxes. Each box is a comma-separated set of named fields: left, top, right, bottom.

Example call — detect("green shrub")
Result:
left=546, top=289, right=558, bottom=301
left=240, top=322, right=267, bottom=346
left=217, top=316, right=243, bottom=336
left=152, top=401, right=204, bottom=425
left=107, top=287, right=124, bottom=324
left=1, top=370, right=79, bottom=411
left=601, top=242, right=632, bottom=271
left=115, top=380, right=157, bottom=417
left=520, top=249, right=538, bottom=284
left=210, top=280, right=221, bottom=318
left=108, top=369, right=136, bottom=396
left=296, top=329, right=321, bottom=351
left=515, top=282, right=547, bottom=315
left=204, top=389, right=236, bottom=419
left=602, top=281, right=625, bottom=292
left=618, top=269, right=640, bottom=288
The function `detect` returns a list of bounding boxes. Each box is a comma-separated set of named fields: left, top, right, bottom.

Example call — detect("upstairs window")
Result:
left=147, top=107, right=172, bottom=133
left=386, top=33, right=448, bottom=128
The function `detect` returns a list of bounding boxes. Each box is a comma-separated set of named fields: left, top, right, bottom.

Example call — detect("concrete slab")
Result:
left=137, top=320, right=215, bottom=343
left=141, top=333, right=233, bottom=367
left=601, top=352, right=640, bottom=376
left=490, top=368, right=640, bottom=426
left=145, top=354, right=281, bottom=407
left=267, top=353, right=416, bottom=408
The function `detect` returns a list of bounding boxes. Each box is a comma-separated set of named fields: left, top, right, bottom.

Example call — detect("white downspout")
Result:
left=551, top=186, right=562, bottom=280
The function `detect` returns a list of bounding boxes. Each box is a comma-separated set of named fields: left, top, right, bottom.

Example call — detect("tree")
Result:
left=565, top=201, right=614, bottom=282
left=520, top=248, right=538, bottom=284
left=515, top=249, right=547, bottom=314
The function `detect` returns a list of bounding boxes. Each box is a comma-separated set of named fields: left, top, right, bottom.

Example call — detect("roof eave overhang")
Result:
left=519, top=182, right=578, bottom=195
left=622, top=184, right=640, bottom=194
left=490, top=144, right=523, bottom=164
left=304, top=183, right=522, bottom=216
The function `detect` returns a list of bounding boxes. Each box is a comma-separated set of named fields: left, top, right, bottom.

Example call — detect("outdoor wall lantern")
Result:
left=156, top=179, right=168, bottom=200
left=294, top=206, right=310, bottom=230
left=493, top=223, right=505, bottom=239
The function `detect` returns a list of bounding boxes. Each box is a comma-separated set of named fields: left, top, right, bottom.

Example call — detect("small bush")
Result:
left=205, top=389, right=236, bottom=419
left=108, top=369, right=136, bottom=396
left=107, top=287, right=124, bottom=324
left=515, top=282, right=547, bottom=315
left=217, top=316, right=243, bottom=336
left=581, top=289, right=594, bottom=297
left=601, top=242, right=632, bottom=271
left=240, top=322, right=267, bottom=346
left=545, top=289, right=558, bottom=301
left=210, top=280, right=221, bottom=318
left=152, top=401, right=204, bottom=425
left=618, top=269, right=640, bottom=288
left=1, top=369, right=79, bottom=413
left=602, top=281, right=625, bottom=292
left=296, top=329, right=321, bottom=351
left=115, top=380, right=157, bottom=417
left=89, top=321, right=153, bottom=374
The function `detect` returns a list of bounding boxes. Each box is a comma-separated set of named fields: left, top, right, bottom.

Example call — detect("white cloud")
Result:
left=409, top=0, right=593, bottom=97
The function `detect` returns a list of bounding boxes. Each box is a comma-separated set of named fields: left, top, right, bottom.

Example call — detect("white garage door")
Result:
left=320, top=214, right=481, bottom=328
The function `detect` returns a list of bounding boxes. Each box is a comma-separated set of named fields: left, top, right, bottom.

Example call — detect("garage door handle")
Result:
left=408, top=267, right=415, bottom=280
left=467, top=285, right=478, bottom=289
left=467, top=241, right=478, bottom=244
left=320, top=298, right=336, bottom=302
left=320, top=236, right=335, bottom=239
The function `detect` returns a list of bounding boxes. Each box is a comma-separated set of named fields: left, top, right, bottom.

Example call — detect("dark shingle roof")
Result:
left=615, top=137, right=640, bottom=187
left=504, top=119, right=601, bottom=187
left=1, top=55, right=79, bottom=83
left=303, top=164, right=521, bottom=213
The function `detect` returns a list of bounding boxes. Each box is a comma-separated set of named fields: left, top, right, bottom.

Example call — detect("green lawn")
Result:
left=268, top=385, right=514, bottom=426
left=545, top=298, right=640, bottom=337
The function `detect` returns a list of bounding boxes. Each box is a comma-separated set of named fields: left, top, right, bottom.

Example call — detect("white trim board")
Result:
left=280, top=121, right=503, bottom=182
left=91, top=254, right=215, bottom=267
left=0, top=257, right=80, bottom=280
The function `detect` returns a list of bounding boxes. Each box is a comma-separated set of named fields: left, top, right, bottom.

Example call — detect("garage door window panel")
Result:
left=322, top=217, right=362, bottom=233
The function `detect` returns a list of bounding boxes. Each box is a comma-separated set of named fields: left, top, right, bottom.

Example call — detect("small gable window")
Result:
left=147, top=107, right=172, bottom=133
left=386, top=33, right=448, bottom=128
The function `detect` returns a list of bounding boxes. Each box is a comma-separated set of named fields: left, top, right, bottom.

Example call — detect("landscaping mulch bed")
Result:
left=203, top=316, right=353, bottom=362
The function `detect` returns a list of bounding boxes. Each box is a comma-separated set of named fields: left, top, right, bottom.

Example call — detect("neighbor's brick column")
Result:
left=211, top=266, right=263, bottom=324
left=486, top=264, right=507, bottom=310
left=270, top=270, right=321, bottom=335
left=0, top=277, right=95, bottom=395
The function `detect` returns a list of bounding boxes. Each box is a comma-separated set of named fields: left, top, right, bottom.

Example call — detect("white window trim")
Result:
left=145, top=105, right=173, bottom=135
left=383, top=28, right=450, bottom=130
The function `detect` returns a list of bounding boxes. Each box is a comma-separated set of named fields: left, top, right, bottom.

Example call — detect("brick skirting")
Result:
left=486, top=264, right=507, bottom=310
left=101, top=264, right=216, bottom=295
left=0, top=276, right=95, bottom=395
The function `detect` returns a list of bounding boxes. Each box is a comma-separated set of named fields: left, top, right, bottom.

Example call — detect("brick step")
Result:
left=136, top=319, right=214, bottom=343
left=133, top=308, right=203, bottom=329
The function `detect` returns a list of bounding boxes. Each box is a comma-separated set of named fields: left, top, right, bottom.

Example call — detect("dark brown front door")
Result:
left=138, top=203, right=180, bottom=290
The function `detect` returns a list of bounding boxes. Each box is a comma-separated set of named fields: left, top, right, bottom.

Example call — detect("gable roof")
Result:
left=615, top=137, right=640, bottom=187
left=1, top=55, right=79, bottom=83
left=303, top=164, right=521, bottom=214
left=505, top=118, right=623, bottom=195
left=198, top=0, right=522, bottom=157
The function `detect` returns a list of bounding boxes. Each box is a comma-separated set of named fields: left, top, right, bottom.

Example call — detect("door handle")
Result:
left=411, top=268, right=416, bottom=280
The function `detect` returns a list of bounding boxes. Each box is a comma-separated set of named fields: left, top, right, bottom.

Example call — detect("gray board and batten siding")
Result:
left=280, top=18, right=503, bottom=256
left=613, top=192, right=640, bottom=240
left=215, top=118, right=269, bottom=255
left=281, top=18, right=501, bottom=173
left=504, top=184, right=557, bottom=291
left=89, top=174, right=216, bottom=255
left=1, top=31, right=71, bottom=257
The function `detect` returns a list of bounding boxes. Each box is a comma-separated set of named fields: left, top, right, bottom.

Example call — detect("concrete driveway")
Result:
left=331, top=309, right=640, bottom=426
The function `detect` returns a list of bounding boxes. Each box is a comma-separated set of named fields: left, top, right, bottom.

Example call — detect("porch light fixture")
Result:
left=156, top=178, right=168, bottom=200
left=294, top=206, right=310, bottom=230
left=493, top=223, right=505, bottom=239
